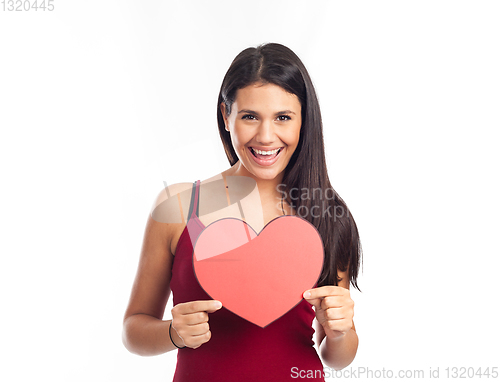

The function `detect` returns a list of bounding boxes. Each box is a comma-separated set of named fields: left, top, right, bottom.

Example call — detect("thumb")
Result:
left=303, top=291, right=322, bottom=310
left=205, top=300, right=223, bottom=313
left=304, top=297, right=322, bottom=310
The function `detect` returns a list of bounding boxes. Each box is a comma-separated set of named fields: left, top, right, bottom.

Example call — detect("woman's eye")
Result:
left=241, top=114, right=290, bottom=121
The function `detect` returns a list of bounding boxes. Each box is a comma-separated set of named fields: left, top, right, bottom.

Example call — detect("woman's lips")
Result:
left=247, top=146, right=284, bottom=166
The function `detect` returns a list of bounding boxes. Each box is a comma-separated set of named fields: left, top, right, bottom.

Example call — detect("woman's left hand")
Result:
left=303, top=286, right=354, bottom=340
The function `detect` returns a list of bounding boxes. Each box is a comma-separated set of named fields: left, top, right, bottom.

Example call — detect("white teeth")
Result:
left=252, top=147, right=281, bottom=155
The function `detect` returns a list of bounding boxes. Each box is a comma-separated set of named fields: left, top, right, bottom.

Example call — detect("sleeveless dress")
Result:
left=170, top=180, right=325, bottom=381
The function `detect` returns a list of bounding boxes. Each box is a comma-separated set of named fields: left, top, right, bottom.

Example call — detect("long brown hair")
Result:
left=216, top=43, right=362, bottom=291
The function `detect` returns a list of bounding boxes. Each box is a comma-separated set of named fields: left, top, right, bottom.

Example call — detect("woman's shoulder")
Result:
left=148, top=173, right=226, bottom=224
left=148, top=173, right=261, bottom=224
left=149, top=181, right=196, bottom=224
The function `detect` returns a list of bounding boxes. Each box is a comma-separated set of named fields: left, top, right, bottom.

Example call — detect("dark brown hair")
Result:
left=216, top=43, right=362, bottom=291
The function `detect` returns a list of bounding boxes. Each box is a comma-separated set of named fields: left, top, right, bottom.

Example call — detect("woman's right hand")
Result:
left=170, top=300, right=223, bottom=349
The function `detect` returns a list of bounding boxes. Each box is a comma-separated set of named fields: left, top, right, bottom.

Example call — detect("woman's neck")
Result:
left=223, top=161, right=285, bottom=201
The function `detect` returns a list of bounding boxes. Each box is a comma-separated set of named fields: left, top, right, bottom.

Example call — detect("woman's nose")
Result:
left=255, top=120, right=276, bottom=143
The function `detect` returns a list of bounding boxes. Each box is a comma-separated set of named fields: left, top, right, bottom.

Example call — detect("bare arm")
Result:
left=122, top=196, right=182, bottom=356
left=316, top=316, right=358, bottom=370
left=122, top=186, right=221, bottom=356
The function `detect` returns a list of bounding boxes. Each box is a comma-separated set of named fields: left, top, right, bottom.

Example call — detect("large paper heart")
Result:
left=193, top=215, right=324, bottom=328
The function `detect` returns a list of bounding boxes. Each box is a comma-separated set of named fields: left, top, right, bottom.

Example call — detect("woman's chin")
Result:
left=247, top=164, right=286, bottom=181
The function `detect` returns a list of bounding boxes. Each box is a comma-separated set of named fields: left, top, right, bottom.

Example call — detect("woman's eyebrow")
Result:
left=237, top=109, right=296, bottom=115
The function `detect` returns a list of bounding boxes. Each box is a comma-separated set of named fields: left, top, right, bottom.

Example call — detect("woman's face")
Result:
left=221, top=82, right=302, bottom=181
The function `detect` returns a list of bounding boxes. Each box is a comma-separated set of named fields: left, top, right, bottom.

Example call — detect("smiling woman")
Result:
left=221, top=82, right=302, bottom=175
left=122, top=42, right=363, bottom=382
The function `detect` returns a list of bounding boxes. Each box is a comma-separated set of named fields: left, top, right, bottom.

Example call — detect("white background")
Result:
left=1, top=1, right=499, bottom=381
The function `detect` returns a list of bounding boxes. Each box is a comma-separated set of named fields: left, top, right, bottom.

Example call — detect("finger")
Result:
left=182, top=311, right=209, bottom=325
left=303, top=286, right=346, bottom=300
left=185, top=322, right=210, bottom=336
left=324, top=307, right=346, bottom=320
left=205, top=301, right=224, bottom=313
left=325, top=318, right=352, bottom=333
left=173, top=321, right=210, bottom=342
left=183, top=330, right=212, bottom=349
left=191, top=330, right=212, bottom=346
left=303, top=296, right=323, bottom=310
left=177, top=300, right=222, bottom=314
left=320, top=296, right=344, bottom=310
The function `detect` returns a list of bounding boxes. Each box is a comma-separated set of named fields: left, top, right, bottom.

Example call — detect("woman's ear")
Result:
left=220, top=102, right=229, bottom=132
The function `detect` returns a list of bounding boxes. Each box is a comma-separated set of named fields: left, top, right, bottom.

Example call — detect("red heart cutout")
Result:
left=193, top=215, right=324, bottom=328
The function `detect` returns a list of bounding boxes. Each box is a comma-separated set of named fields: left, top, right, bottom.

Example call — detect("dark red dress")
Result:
left=170, top=180, right=325, bottom=381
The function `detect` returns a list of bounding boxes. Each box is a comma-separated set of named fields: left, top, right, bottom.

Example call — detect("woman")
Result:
left=122, top=42, right=362, bottom=381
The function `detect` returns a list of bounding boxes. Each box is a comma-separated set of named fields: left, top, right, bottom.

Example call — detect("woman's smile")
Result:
left=247, top=146, right=285, bottom=166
